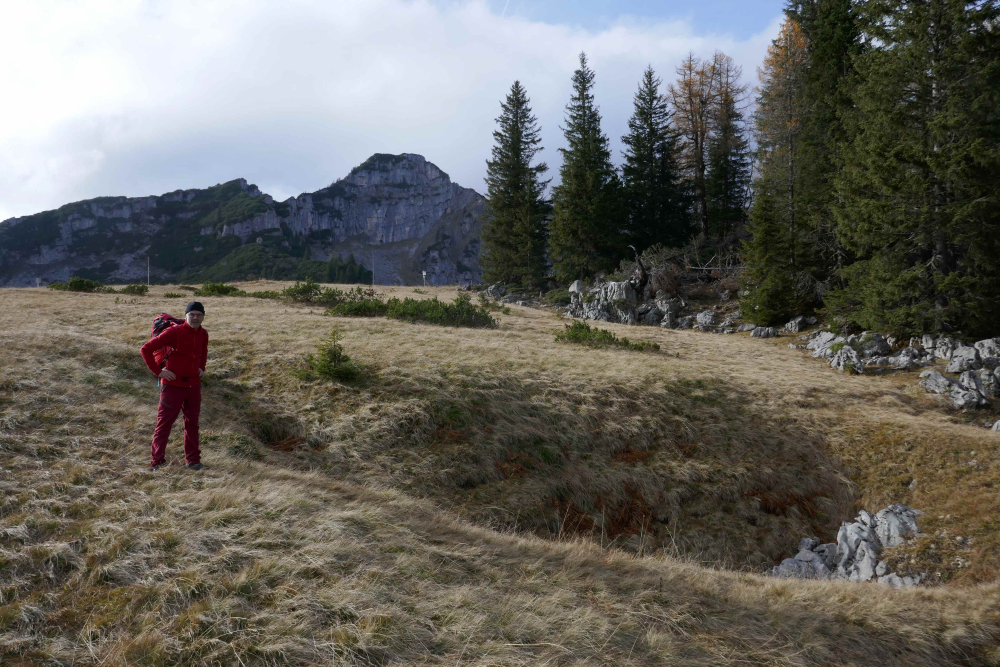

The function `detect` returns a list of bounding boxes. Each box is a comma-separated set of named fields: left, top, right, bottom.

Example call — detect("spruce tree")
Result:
left=786, top=0, right=860, bottom=279
left=549, top=53, right=624, bottom=281
left=621, top=66, right=689, bottom=249
left=741, top=19, right=813, bottom=321
left=705, top=58, right=752, bottom=239
left=740, top=187, right=800, bottom=324
left=480, top=81, right=551, bottom=287
left=828, top=0, right=1000, bottom=337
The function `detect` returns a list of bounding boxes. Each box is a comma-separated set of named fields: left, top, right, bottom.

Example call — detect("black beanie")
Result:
left=185, top=301, right=205, bottom=314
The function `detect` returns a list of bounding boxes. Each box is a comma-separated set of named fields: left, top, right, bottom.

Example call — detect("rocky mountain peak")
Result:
left=341, top=153, right=448, bottom=189
left=0, top=154, right=485, bottom=287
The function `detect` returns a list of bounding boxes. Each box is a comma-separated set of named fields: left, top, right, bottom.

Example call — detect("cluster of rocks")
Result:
left=563, top=279, right=752, bottom=333
left=799, top=329, right=1000, bottom=410
left=769, top=504, right=924, bottom=587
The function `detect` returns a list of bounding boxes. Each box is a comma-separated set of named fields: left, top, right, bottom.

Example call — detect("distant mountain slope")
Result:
left=0, top=153, right=485, bottom=286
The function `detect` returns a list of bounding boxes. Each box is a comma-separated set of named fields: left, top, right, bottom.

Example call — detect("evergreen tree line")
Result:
left=484, top=0, right=1000, bottom=339
left=481, top=52, right=753, bottom=288
left=742, top=0, right=1000, bottom=338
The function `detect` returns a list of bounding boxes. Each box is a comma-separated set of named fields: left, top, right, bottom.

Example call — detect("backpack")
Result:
left=150, top=313, right=184, bottom=369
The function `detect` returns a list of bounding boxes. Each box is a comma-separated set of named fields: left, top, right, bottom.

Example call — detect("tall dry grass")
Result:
left=0, top=282, right=998, bottom=665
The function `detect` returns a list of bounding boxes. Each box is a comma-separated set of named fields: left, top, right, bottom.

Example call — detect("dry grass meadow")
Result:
left=1, top=281, right=999, bottom=665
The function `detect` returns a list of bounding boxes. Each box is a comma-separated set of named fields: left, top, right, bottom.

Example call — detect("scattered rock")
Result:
left=958, top=370, right=987, bottom=397
left=568, top=280, right=585, bottom=294
left=677, top=316, right=695, bottom=329
left=874, top=504, right=921, bottom=548
left=736, top=323, right=756, bottom=333
left=808, top=331, right=842, bottom=358
left=696, top=310, right=718, bottom=327
left=830, top=347, right=864, bottom=373
left=974, top=337, right=1000, bottom=359
left=660, top=312, right=677, bottom=329
left=785, top=315, right=808, bottom=333
left=877, top=572, right=923, bottom=587
left=935, top=337, right=960, bottom=361
left=950, top=387, right=987, bottom=410
left=945, top=346, right=982, bottom=373
left=919, top=370, right=955, bottom=394
left=859, top=333, right=892, bottom=358
left=992, top=421, right=1000, bottom=432
left=751, top=326, right=778, bottom=339
left=485, top=284, right=506, bottom=300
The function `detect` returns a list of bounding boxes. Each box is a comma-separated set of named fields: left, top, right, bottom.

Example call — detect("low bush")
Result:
left=385, top=293, right=497, bottom=328
left=178, top=285, right=198, bottom=292
left=304, top=329, right=363, bottom=382
left=119, top=284, right=149, bottom=295
left=48, top=276, right=115, bottom=293
left=163, top=292, right=185, bottom=298
left=283, top=278, right=324, bottom=302
left=555, top=321, right=660, bottom=352
left=246, top=290, right=283, bottom=300
left=478, top=292, right=511, bottom=315
left=326, top=292, right=498, bottom=328
left=194, top=282, right=246, bottom=297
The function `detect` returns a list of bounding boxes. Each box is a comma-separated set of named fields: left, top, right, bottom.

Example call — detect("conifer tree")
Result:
left=740, top=188, right=800, bottom=323
left=786, top=0, right=860, bottom=277
left=621, top=66, right=689, bottom=249
left=549, top=53, right=624, bottom=280
left=827, top=0, right=1000, bottom=337
left=740, top=19, right=811, bottom=323
left=480, top=81, right=551, bottom=287
left=705, top=56, right=752, bottom=239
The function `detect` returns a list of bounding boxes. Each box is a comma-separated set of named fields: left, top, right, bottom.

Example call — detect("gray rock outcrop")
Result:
left=571, top=281, right=638, bottom=325
left=751, top=326, right=778, bottom=339
left=769, top=505, right=924, bottom=586
left=974, top=338, right=1000, bottom=359
left=830, top=347, right=864, bottom=373
left=946, top=346, right=982, bottom=373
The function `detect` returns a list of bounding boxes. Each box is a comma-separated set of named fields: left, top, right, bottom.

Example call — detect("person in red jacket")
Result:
left=140, top=301, right=209, bottom=471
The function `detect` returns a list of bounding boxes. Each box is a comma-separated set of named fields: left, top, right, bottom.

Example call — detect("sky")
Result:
left=0, top=0, right=785, bottom=223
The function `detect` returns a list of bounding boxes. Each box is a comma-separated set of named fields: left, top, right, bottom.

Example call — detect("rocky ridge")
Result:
left=0, top=153, right=484, bottom=287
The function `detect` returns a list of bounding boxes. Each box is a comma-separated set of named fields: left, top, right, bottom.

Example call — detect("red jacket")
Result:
left=140, top=322, right=208, bottom=388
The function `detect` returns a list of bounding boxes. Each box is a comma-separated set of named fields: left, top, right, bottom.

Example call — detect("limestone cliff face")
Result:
left=0, top=153, right=485, bottom=287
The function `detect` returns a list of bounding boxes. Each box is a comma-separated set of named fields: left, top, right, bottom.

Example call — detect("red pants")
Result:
left=150, top=383, right=201, bottom=467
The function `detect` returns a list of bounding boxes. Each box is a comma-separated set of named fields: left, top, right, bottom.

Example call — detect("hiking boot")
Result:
left=150, top=462, right=165, bottom=471
left=185, top=463, right=206, bottom=470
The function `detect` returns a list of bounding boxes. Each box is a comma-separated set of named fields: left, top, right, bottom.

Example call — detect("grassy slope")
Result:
left=0, top=284, right=999, bottom=665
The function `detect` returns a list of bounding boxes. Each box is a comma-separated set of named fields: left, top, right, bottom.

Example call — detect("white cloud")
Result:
left=0, top=0, right=783, bottom=222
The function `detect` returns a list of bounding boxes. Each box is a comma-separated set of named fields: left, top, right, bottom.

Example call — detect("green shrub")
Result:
left=163, top=292, right=185, bottom=298
left=119, top=284, right=149, bottom=295
left=306, top=329, right=362, bottom=382
left=246, top=290, right=283, bottom=300
left=178, top=285, right=198, bottom=292
left=283, top=277, right=324, bottom=302
left=544, top=288, right=572, bottom=306
left=48, top=276, right=114, bottom=293
left=194, top=282, right=246, bottom=297
left=325, top=292, right=498, bottom=328
left=477, top=292, right=509, bottom=314
left=555, top=321, right=660, bottom=352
